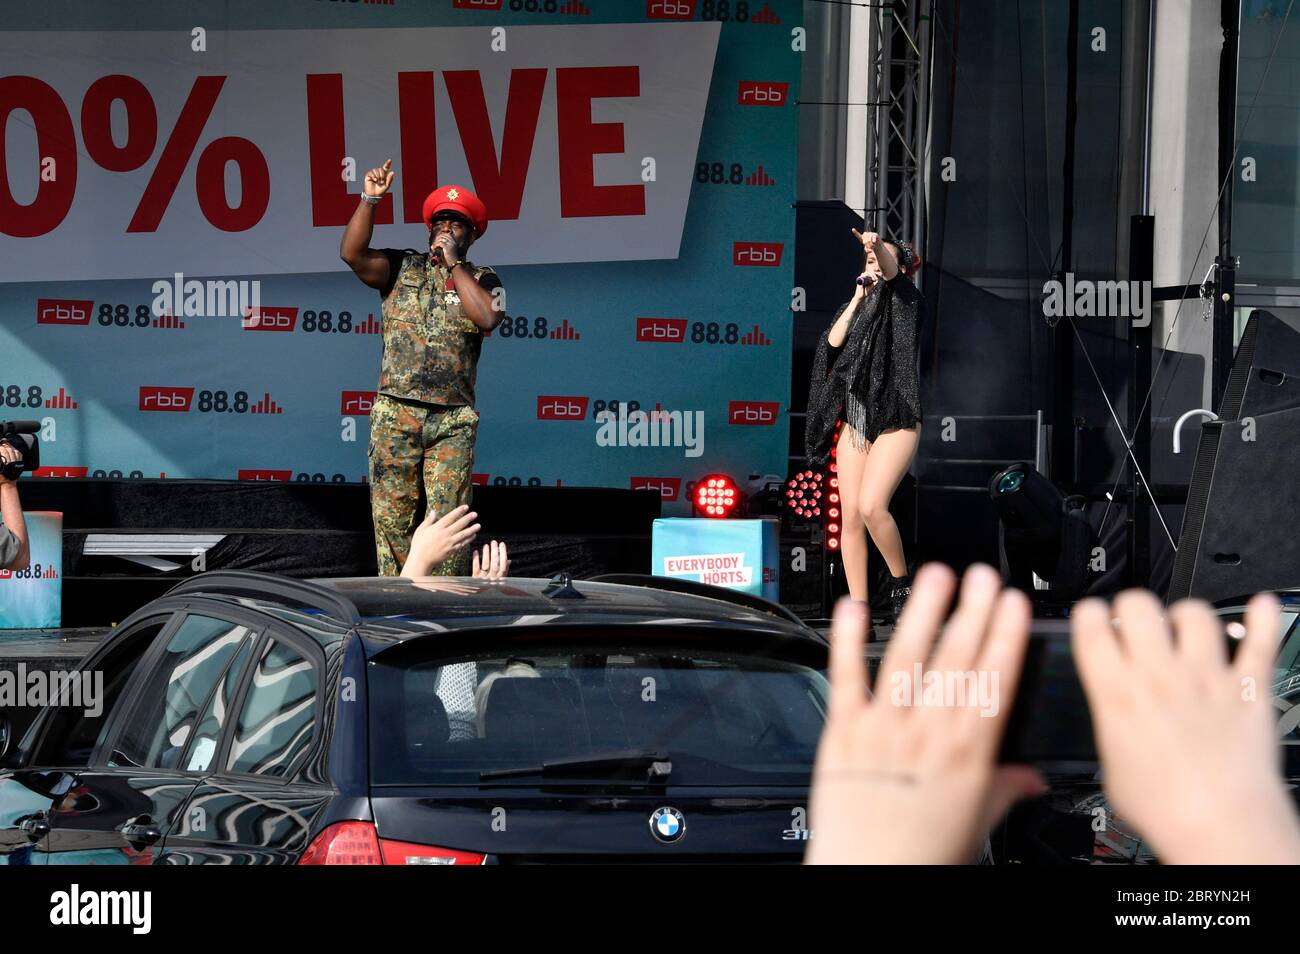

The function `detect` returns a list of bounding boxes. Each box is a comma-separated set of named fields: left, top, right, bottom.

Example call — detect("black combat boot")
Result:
left=888, top=572, right=913, bottom=624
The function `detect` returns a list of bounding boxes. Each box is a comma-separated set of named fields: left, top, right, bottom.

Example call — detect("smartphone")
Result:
left=998, top=620, right=1097, bottom=768
left=998, top=617, right=1257, bottom=769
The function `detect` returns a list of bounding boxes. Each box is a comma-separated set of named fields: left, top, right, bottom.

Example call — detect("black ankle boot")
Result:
left=888, top=573, right=913, bottom=623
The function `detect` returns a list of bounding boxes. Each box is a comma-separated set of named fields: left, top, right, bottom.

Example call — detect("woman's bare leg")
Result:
left=857, top=426, right=919, bottom=577
left=834, top=424, right=871, bottom=601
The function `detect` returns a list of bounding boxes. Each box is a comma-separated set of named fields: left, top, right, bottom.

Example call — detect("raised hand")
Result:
left=400, top=504, right=480, bottom=578
left=1071, top=591, right=1300, bottom=864
left=472, top=540, right=510, bottom=580
left=806, top=563, right=1043, bottom=865
left=851, top=227, right=881, bottom=251
left=364, top=158, right=395, bottom=198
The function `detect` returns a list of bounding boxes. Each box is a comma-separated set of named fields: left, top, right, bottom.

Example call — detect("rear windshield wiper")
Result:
left=480, top=750, right=672, bottom=781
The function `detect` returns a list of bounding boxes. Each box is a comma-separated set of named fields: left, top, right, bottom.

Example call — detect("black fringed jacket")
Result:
left=804, top=272, right=923, bottom=468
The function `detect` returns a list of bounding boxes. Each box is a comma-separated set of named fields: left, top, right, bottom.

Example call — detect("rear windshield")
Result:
left=368, top=637, right=828, bottom=787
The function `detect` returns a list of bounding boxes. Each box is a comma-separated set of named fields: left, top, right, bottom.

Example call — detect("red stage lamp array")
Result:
left=826, top=421, right=843, bottom=550
left=695, top=474, right=740, bottom=518
left=783, top=468, right=824, bottom=520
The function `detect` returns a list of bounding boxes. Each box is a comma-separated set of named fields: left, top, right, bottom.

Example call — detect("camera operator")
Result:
left=0, top=442, right=29, bottom=571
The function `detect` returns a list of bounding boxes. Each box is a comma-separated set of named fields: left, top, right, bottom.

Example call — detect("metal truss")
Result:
left=864, top=0, right=931, bottom=279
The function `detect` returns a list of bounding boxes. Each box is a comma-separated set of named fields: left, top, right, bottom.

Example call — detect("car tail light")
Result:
left=299, top=821, right=382, bottom=865
left=298, top=821, right=487, bottom=865
left=379, top=839, right=487, bottom=865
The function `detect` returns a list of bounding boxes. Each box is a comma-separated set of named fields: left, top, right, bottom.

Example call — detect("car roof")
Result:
left=159, top=571, right=824, bottom=653
left=1214, top=590, right=1300, bottom=610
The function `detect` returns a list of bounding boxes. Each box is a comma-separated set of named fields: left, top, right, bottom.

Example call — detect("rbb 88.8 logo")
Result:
left=497, top=316, right=549, bottom=339
left=197, top=390, right=249, bottom=413
left=3, top=386, right=42, bottom=408
left=301, top=311, right=352, bottom=333
left=691, top=322, right=739, bottom=344
left=695, top=163, right=745, bottom=184
left=591, top=399, right=640, bottom=419
left=702, top=0, right=749, bottom=20
left=98, top=304, right=152, bottom=327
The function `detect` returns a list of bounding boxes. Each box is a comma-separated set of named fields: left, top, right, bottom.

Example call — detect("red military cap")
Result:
left=422, top=184, right=488, bottom=237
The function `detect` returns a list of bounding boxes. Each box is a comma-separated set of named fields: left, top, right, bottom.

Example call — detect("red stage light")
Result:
left=695, top=473, right=741, bottom=518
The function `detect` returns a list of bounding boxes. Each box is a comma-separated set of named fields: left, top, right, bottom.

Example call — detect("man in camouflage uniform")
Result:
left=340, top=161, right=504, bottom=575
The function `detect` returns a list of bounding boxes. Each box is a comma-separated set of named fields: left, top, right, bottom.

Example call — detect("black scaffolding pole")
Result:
left=1213, top=0, right=1241, bottom=412
left=1050, top=0, right=1081, bottom=488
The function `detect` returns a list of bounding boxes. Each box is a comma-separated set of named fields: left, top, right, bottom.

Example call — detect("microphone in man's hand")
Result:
left=431, top=232, right=459, bottom=264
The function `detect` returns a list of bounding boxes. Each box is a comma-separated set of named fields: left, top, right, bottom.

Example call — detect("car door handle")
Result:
left=19, top=814, right=50, bottom=843
left=121, top=816, right=162, bottom=847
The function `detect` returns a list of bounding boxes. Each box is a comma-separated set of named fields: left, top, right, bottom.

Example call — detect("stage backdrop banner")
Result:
left=0, top=1, right=800, bottom=515
left=0, top=512, right=62, bottom=628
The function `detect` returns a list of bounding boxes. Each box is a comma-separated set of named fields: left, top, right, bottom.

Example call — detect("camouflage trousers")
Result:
left=368, top=393, right=479, bottom=576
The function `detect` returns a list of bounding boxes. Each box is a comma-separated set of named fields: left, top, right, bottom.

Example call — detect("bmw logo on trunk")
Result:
left=649, top=807, right=685, bottom=844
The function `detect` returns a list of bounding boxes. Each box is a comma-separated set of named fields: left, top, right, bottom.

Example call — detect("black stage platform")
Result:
left=6, top=477, right=832, bottom=626
left=12, top=479, right=668, bottom=626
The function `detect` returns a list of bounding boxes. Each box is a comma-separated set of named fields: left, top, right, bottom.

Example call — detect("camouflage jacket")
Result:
left=377, top=249, right=501, bottom=406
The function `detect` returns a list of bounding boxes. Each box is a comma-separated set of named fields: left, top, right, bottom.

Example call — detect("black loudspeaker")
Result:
left=1168, top=311, right=1300, bottom=603
left=1217, top=310, right=1300, bottom=419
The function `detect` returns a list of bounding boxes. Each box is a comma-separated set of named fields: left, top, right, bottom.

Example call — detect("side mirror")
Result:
left=0, top=715, right=10, bottom=761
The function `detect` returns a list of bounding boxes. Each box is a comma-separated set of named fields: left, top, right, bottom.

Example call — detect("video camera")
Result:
left=0, top=421, right=40, bottom=480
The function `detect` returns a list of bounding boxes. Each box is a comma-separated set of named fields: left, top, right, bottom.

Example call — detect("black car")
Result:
left=0, top=571, right=828, bottom=864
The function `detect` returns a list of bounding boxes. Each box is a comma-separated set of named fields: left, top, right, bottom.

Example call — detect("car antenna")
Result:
left=542, top=571, right=586, bottom=600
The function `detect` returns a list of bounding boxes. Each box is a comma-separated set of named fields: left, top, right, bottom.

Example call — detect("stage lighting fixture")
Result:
left=989, top=462, right=1093, bottom=599
left=745, top=473, right=787, bottom=516
left=783, top=469, right=825, bottom=523
left=694, top=474, right=741, bottom=518
left=826, top=439, right=841, bottom=551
